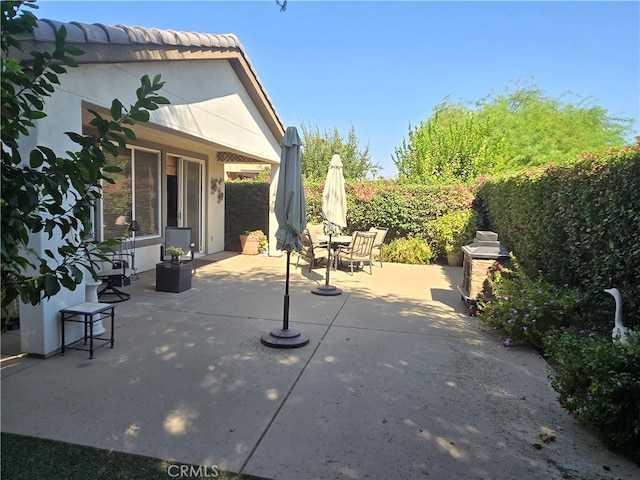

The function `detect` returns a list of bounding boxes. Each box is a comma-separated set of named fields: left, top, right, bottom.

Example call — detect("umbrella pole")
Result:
left=283, top=249, right=290, bottom=330
left=261, top=249, right=309, bottom=348
left=312, top=231, right=342, bottom=296
left=325, top=232, right=332, bottom=286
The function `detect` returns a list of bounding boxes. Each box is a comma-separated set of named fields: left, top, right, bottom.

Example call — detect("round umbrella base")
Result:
left=311, top=284, right=342, bottom=296
left=261, top=328, right=310, bottom=349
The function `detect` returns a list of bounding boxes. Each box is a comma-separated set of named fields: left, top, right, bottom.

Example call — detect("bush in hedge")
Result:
left=544, top=330, right=640, bottom=464
left=424, top=209, right=479, bottom=256
left=476, top=254, right=588, bottom=349
left=381, top=236, right=434, bottom=265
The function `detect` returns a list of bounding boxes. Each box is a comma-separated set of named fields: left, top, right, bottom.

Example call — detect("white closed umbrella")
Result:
left=312, top=152, right=347, bottom=296
left=262, top=126, right=309, bottom=348
left=322, top=152, right=347, bottom=232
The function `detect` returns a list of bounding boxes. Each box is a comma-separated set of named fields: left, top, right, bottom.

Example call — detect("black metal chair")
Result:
left=98, top=236, right=135, bottom=302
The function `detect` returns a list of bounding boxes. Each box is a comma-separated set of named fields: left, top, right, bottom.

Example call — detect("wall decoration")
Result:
left=211, top=177, right=224, bottom=203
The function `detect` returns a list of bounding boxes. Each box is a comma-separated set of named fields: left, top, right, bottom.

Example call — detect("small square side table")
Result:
left=156, top=261, right=192, bottom=292
left=60, top=302, right=115, bottom=359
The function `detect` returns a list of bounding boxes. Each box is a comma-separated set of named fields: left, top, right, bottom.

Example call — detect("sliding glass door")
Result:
left=182, top=158, right=203, bottom=254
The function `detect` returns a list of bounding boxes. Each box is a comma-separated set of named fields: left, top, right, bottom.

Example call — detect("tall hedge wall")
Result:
left=224, top=182, right=270, bottom=251
left=477, top=146, right=640, bottom=325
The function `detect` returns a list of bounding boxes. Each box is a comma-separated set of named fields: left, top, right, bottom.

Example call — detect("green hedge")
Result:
left=305, top=180, right=476, bottom=242
left=224, top=182, right=270, bottom=251
left=477, top=146, right=640, bottom=326
left=226, top=180, right=478, bottom=260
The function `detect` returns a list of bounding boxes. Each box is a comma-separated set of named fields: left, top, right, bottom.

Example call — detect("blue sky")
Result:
left=34, top=1, right=639, bottom=177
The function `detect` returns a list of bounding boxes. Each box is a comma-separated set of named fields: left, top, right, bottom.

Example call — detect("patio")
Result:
left=2, top=253, right=638, bottom=479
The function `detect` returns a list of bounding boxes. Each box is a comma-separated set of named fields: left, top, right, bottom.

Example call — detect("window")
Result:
left=101, top=146, right=160, bottom=239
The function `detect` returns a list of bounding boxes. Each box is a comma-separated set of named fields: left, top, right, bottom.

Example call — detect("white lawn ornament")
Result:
left=604, top=288, right=634, bottom=344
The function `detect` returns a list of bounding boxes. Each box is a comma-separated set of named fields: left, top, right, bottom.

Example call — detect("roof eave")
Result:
left=14, top=19, right=285, bottom=141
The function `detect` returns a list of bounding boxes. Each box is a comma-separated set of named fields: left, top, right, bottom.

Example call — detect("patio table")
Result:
left=318, top=234, right=352, bottom=270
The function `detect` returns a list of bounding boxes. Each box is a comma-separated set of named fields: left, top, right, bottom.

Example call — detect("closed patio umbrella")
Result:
left=312, top=152, right=347, bottom=296
left=261, top=126, right=309, bottom=348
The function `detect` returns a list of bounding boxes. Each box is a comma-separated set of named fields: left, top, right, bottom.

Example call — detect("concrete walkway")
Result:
left=2, top=253, right=638, bottom=479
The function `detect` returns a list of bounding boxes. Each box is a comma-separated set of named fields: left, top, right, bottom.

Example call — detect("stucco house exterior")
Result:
left=13, top=19, right=286, bottom=356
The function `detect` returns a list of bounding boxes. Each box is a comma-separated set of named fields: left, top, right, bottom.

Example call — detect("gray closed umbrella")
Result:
left=274, top=127, right=307, bottom=252
left=262, top=126, right=309, bottom=348
left=312, top=152, right=347, bottom=296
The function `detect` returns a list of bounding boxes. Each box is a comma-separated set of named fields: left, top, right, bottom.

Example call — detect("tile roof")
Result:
left=28, top=19, right=283, bottom=137
left=34, top=19, right=243, bottom=49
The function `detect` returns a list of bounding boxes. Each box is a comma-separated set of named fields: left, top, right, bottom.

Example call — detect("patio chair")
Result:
left=337, top=231, right=377, bottom=275
left=369, top=226, right=389, bottom=268
left=295, top=229, right=329, bottom=272
left=97, top=236, right=135, bottom=303
left=160, top=226, right=196, bottom=273
left=306, top=223, right=326, bottom=245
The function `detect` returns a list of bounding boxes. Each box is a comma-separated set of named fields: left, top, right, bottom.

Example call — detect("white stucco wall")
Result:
left=205, top=160, right=227, bottom=254
left=16, top=57, right=281, bottom=356
left=55, top=60, right=281, bottom=163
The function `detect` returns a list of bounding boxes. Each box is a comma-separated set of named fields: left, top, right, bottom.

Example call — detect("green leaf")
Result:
left=122, top=127, right=136, bottom=140
left=64, top=45, right=85, bottom=56
left=129, top=110, right=150, bottom=122
left=68, top=265, right=83, bottom=282
left=110, top=99, right=123, bottom=121
left=43, top=274, right=61, bottom=297
left=29, top=149, right=44, bottom=168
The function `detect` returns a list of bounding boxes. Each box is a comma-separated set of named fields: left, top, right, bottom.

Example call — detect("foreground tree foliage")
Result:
left=1, top=0, right=169, bottom=308
left=394, top=84, right=634, bottom=184
left=299, top=121, right=380, bottom=181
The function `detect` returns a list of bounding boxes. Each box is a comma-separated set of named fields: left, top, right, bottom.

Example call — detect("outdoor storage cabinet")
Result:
left=156, top=262, right=192, bottom=293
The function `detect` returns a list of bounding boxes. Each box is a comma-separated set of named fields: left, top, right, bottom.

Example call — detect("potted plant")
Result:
left=166, top=245, right=184, bottom=264
left=239, top=230, right=267, bottom=255
left=425, top=210, right=477, bottom=266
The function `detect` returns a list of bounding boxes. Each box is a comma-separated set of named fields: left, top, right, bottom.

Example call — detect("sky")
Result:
left=33, top=0, right=640, bottom=177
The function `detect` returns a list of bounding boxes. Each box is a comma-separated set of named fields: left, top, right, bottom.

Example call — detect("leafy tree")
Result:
left=299, top=121, right=380, bottom=181
left=394, top=83, right=634, bottom=184
left=1, top=0, right=169, bottom=308
left=393, top=100, right=508, bottom=184
left=478, top=85, right=633, bottom=169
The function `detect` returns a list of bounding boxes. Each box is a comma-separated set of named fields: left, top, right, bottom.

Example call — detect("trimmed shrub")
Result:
left=544, top=330, right=640, bottom=464
left=424, top=209, right=479, bottom=256
left=381, top=237, right=435, bottom=265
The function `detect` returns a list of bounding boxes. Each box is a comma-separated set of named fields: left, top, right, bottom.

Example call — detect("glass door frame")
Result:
left=178, top=156, right=205, bottom=255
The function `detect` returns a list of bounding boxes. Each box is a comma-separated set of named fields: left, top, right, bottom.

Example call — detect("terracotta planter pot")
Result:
left=239, top=235, right=260, bottom=255
left=446, top=251, right=463, bottom=266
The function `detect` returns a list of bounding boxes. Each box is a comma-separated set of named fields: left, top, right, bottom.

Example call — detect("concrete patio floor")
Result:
left=2, top=252, right=638, bottom=479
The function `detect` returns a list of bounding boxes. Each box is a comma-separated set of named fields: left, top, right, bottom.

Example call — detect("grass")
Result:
left=1, top=432, right=271, bottom=480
